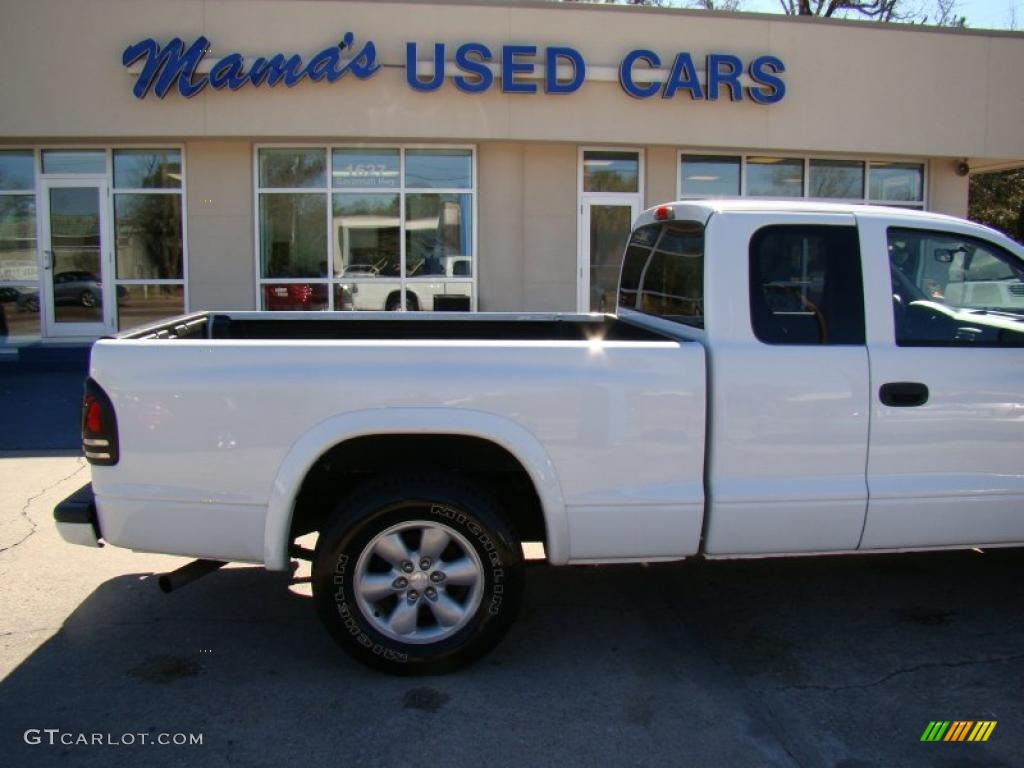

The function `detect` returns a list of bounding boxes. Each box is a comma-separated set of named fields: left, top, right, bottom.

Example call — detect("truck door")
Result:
left=858, top=219, right=1024, bottom=549
left=703, top=212, right=871, bottom=555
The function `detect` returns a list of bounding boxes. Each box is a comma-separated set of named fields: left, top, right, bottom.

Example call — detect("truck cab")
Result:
left=621, top=200, right=1024, bottom=556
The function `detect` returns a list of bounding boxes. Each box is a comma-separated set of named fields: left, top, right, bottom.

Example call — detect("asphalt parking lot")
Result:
left=1, top=363, right=1022, bottom=767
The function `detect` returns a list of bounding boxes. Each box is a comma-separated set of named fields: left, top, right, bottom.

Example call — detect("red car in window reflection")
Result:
left=262, top=284, right=329, bottom=311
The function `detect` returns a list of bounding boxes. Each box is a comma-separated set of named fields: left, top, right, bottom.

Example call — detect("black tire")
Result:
left=312, top=473, right=524, bottom=675
left=384, top=291, right=419, bottom=312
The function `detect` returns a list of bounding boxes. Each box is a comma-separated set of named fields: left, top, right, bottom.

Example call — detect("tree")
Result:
left=969, top=169, right=1024, bottom=245
left=774, top=0, right=966, bottom=25
left=688, top=0, right=745, bottom=9
left=929, top=0, right=966, bottom=27
left=776, top=1, right=901, bottom=20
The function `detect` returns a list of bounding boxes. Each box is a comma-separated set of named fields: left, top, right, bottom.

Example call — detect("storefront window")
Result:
left=680, top=155, right=740, bottom=197
left=583, top=151, right=639, bottom=193
left=114, top=195, right=183, bottom=279
left=117, top=284, right=185, bottom=331
left=41, top=150, right=105, bottom=175
left=259, top=193, right=328, bottom=278
left=869, top=162, right=924, bottom=203
left=405, top=193, right=473, bottom=277
left=113, top=149, right=182, bottom=189
left=259, top=148, right=326, bottom=188
left=810, top=160, right=865, bottom=199
left=331, top=193, right=400, bottom=277
left=747, top=157, right=804, bottom=197
left=0, top=196, right=37, bottom=283
left=257, top=146, right=476, bottom=311
left=678, top=154, right=925, bottom=207
left=405, top=149, right=473, bottom=189
left=0, top=150, right=39, bottom=341
left=2, top=147, right=188, bottom=340
left=0, top=151, right=35, bottom=191
left=332, top=149, right=399, bottom=189
left=111, top=149, right=187, bottom=333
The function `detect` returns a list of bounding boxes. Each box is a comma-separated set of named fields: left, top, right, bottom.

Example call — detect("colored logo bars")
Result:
left=920, top=721, right=997, bottom=742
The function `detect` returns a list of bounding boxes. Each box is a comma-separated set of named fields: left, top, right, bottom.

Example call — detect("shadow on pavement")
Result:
left=0, top=550, right=1021, bottom=767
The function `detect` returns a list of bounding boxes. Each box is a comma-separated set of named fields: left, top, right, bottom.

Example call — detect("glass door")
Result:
left=579, top=198, right=639, bottom=313
left=40, top=178, right=114, bottom=337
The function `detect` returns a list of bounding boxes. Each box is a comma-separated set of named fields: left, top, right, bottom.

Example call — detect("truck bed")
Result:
left=117, top=311, right=670, bottom=343
left=91, top=310, right=707, bottom=568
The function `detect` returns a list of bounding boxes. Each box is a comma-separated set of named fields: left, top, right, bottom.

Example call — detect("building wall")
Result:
left=928, top=162, right=970, bottom=219
left=185, top=141, right=254, bottom=310
left=1, top=0, right=1022, bottom=164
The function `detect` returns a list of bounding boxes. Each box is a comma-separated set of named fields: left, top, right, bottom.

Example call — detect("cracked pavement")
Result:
left=0, top=454, right=1022, bottom=767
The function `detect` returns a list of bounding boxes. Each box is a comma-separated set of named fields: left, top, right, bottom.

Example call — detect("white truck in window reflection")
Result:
left=340, top=257, right=471, bottom=311
left=336, top=199, right=471, bottom=310
left=54, top=200, right=1024, bottom=676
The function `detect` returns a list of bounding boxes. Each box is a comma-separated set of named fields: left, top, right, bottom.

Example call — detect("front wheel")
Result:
left=312, top=474, right=524, bottom=674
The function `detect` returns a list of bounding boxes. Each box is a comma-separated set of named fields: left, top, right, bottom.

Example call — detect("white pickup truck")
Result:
left=55, top=200, right=1024, bottom=673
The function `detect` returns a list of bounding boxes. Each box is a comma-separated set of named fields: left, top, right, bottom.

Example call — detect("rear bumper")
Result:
left=54, top=483, right=103, bottom=548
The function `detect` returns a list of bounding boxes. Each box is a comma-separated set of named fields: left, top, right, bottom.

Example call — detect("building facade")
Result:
left=1, top=0, right=1022, bottom=343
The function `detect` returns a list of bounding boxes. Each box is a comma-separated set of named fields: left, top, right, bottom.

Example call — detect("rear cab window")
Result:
left=749, top=225, right=865, bottom=346
left=618, top=221, right=704, bottom=328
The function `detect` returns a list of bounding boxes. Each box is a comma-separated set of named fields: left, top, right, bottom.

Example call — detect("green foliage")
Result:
left=969, top=169, right=1024, bottom=245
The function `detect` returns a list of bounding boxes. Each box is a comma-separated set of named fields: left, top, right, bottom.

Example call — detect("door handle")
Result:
left=879, top=382, right=929, bottom=407
left=43, top=250, right=53, bottom=270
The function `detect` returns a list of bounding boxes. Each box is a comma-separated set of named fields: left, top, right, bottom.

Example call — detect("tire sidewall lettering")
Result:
left=332, top=552, right=408, bottom=663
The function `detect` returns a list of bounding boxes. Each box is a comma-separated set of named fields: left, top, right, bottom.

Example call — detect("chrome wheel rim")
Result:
left=353, top=519, right=485, bottom=645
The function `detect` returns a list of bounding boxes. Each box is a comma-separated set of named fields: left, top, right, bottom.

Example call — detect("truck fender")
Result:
left=263, top=407, right=569, bottom=570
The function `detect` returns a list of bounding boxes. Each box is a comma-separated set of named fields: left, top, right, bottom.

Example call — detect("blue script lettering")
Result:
left=123, top=34, right=380, bottom=99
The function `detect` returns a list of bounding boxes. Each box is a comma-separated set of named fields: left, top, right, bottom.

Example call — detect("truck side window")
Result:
left=749, top=225, right=865, bottom=345
left=887, top=228, right=1024, bottom=346
left=619, top=221, right=705, bottom=328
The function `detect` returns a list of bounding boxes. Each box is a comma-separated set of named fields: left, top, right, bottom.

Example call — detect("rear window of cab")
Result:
left=618, top=221, right=705, bottom=328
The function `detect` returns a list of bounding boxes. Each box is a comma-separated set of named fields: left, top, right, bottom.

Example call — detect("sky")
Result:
left=738, top=0, right=1021, bottom=30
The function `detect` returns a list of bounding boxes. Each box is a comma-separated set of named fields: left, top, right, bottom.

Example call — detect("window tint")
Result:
left=750, top=225, right=865, bottom=345
left=618, top=221, right=704, bottom=327
left=618, top=225, right=657, bottom=309
left=888, top=228, right=1024, bottom=346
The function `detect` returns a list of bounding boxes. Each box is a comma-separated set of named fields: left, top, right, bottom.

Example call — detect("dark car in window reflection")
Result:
left=41, top=272, right=128, bottom=309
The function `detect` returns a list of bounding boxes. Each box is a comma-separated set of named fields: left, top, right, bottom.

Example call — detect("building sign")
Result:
left=123, top=35, right=785, bottom=104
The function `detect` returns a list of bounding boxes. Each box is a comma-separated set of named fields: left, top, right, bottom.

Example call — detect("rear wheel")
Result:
left=312, top=473, right=524, bottom=674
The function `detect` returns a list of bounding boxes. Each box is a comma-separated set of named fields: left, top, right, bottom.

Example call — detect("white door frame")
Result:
left=577, top=147, right=644, bottom=313
left=39, top=176, right=115, bottom=337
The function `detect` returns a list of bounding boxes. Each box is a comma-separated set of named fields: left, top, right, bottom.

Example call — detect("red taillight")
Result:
left=655, top=205, right=673, bottom=221
left=82, top=379, right=118, bottom=466
left=84, top=395, right=103, bottom=434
